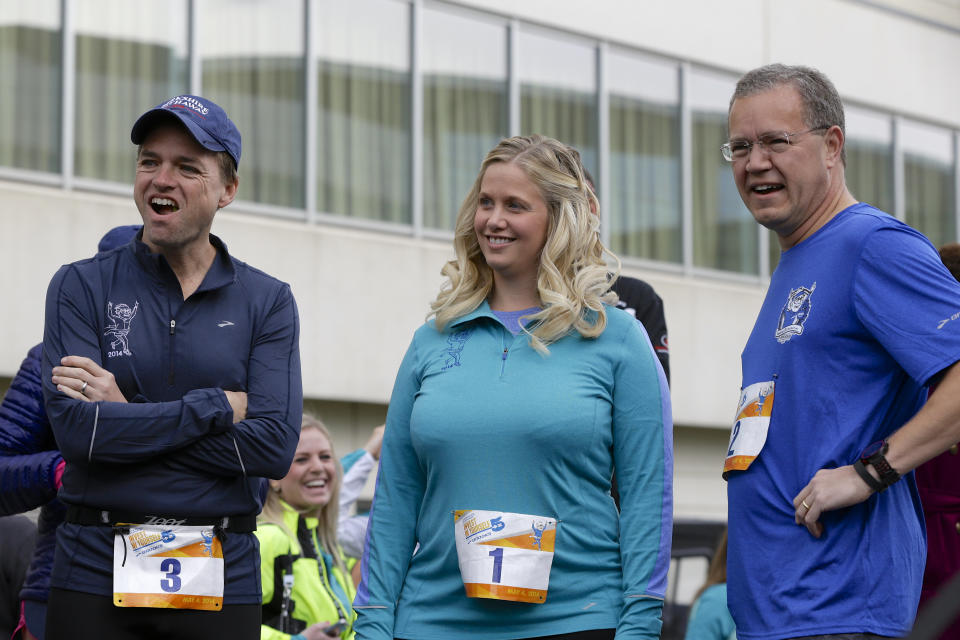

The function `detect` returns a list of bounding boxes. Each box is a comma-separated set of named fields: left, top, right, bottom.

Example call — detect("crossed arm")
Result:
left=52, top=355, right=248, bottom=420
left=42, top=265, right=302, bottom=481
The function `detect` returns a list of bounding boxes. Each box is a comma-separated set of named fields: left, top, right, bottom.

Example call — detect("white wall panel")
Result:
left=455, top=0, right=960, bottom=128
left=768, top=0, right=960, bottom=129
left=673, top=426, right=730, bottom=519
left=0, top=180, right=764, bottom=429
left=450, top=0, right=766, bottom=73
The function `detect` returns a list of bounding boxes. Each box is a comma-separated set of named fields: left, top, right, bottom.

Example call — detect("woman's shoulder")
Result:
left=411, top=311, right=492, bottom=346
left=412, top=319, right=441, bottom=339
left=255, top=521, right=296, bottom=555
left=599, top=303, right=648, bottom=342
left=698, top=582, right=728, bottom=605
left=603, top=303, right=634, bottom=325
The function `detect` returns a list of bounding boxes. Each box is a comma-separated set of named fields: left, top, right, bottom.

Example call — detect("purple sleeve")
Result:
left=0, top=344, right=62, bottom=515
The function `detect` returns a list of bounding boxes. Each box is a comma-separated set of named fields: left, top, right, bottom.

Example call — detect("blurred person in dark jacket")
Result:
left=0, top=516, right=37, bottom=639
left=0, top=225, right=139, bottom=640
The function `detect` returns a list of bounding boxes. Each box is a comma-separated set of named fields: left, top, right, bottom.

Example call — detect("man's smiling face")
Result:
left=134, top=122, right=237, bottom=256
left=727, top=84, right=833, bottom=246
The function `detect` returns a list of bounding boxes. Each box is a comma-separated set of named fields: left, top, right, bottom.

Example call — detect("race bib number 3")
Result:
left=113, top=525, right=224, bottom=610
left=724, top=380, right=775, bottom=476
left=454, top=509, right=556, bottom=604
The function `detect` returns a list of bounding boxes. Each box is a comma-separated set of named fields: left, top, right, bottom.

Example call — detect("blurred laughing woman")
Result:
left=258, top=415, right=356, bottom=640
left=352, top=135, right=673, bottom=640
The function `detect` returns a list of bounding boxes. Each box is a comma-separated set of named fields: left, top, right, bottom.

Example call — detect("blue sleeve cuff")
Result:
left=340, top=448, right=365, bottom=474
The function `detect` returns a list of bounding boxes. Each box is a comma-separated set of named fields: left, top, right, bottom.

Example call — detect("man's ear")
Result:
left=218, top=176, right=239, bottom=209
left=823, top=125, right=844, bottom=169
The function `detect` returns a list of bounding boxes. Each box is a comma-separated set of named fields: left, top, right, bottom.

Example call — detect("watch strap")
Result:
left=863, top=441, right=901, bottom=490
left=853, top=459, right=885, bottom=493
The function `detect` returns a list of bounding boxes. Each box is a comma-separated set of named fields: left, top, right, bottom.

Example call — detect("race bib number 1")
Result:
left=113, top=525, right=224, bottom=610
left=454, top=509, right=556, bottom=604
left=723, top=380, right=775, bottom=477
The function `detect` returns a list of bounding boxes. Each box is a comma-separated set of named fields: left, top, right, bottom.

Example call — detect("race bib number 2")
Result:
left=113, top=525, right=223, bottom=610
left=454, top=509, right=556, bottom=604
left=724, top=380, right=775, bottom=476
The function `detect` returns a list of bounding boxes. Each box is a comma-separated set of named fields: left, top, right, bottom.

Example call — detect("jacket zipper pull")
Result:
left=169, top=319, right=176, bottom=335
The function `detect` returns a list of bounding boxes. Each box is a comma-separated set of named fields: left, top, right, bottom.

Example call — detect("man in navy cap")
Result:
left=40, top=96, right=302, bottom=639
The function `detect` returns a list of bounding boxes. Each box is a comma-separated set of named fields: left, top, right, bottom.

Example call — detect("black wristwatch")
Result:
left=856, top=440, right=900, bottom=492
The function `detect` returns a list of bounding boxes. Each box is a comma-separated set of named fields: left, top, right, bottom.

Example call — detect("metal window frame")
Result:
left=15, top=0, right=960, bottom=282
left=596, top=41, right=610, bottom=249
left=508, top=19, right=520, bottom=137
left=893, top=115, right=906, bottom=221
left=955, top=131, right=960, bottom=241
left=679, top=62, right=694, bottom=276
left=188, top=0, right=200, bottom=94
left=304, top=0, right=318, bottom=223
left=60, top=0, right=74, bottom=190
left=411, top=0, right=424, bottom=238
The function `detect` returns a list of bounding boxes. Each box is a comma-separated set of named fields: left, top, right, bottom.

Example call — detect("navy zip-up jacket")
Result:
left=41, top=234, right=302, bottom=602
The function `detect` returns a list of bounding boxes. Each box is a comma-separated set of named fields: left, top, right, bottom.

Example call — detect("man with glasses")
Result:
left=722, top=64, right=960, bottom=639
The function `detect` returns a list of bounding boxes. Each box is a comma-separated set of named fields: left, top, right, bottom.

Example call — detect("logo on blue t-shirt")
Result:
left=775, top=282, right=816, bottom=344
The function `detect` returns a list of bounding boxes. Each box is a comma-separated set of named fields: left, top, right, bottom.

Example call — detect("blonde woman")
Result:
left=354, top=136, right=673, bottom=639
left=258, top=415, right=356, bottom=640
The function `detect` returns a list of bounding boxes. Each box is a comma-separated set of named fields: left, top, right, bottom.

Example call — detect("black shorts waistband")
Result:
left=65, top=505, right=257, bottom=533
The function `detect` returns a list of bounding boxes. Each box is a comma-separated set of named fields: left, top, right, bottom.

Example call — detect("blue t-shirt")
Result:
left=727, top=203, right=960, bottom=639
left=491, top=306, right=541, bottom=335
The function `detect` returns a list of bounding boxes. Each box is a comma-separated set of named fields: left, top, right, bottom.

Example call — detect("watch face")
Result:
left=862, top=439, right=887, bottom=460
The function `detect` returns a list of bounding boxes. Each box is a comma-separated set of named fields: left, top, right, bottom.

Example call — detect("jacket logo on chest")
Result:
left=441, top=329, right=473, bottom=370
left=775, top=282, right=816, bottom=344
left=105, top=301, right=139, bottom=357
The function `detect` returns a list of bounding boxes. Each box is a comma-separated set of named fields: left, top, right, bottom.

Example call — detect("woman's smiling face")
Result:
left=272, top=428, right=337, bottom=512
left=473, top=161, right=550, bottom=286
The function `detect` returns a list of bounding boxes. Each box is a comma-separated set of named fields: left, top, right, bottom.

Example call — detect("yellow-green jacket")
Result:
left=257, top=501, right=357, bottom=640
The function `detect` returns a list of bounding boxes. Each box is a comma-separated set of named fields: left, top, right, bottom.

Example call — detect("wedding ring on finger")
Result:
left=800, top=499, right=811, bottom=511
left=81, top=381, right=88, bottom=395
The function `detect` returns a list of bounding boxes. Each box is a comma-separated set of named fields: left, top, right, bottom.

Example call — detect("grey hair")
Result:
left=730, top=63, right=846, bottom=165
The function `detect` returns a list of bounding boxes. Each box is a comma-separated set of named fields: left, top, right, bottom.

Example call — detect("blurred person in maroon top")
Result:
left=915, top=242, right=960, bottom=639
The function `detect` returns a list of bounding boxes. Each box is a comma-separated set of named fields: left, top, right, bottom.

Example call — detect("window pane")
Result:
left=607, top=50, right=680, bottom=262
left=74, top=0, right=188, bottom=184
left=0, top=1, right=60, bottom=172
left=902, top=120, right=956, bottom=247
left=519, top=27, right=597, bottom=175
left=201, top=0, right=305, bottom=208
left=690, top=69, right=757, bottom=274
left=422, top=7, right=507, bottom=231
left=846, top=106, right=893, bottom=214
left=313, top=0, right=410, bottom=223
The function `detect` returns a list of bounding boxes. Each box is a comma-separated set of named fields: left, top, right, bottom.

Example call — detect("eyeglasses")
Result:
left=720, top=127, right=828, bottom=162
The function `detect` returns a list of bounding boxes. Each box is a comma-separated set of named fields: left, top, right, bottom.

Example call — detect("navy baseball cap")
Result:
left=130, top=95, right=241, bottom=169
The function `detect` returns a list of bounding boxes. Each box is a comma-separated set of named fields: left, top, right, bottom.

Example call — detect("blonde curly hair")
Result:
left=430, top=135, right=620, bottom=353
